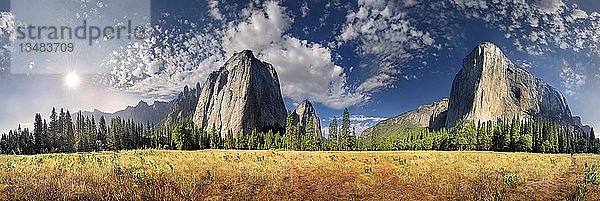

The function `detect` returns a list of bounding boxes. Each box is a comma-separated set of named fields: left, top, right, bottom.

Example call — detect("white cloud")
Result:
left=0, top=12, right=14, bottom=71
left=105, top=1, right=366, bottom=109
left=403, top=0, right=418, bottom=7
left=300, top=2, right=310, bottom=17
left=0, top=12, right=14, bottom=38
left=221, top=1, right=366, bottom=109
left=534, top=0, right=565, bottom=14
left=422, top=0, right=600, bottom=57
left=560, top=59, right=586, bottom=96
left=338, top=0, right=436, bottom=92
left=321, top=114, right=385, bottom=137
left=208, top=0, right=223, bottom=21
left=98, top=0, right=600, bottom=109
left=350, top=114, right=386, bottom=122
left=104, top=19, right=226, bottom=101
left=571, top=8, right=588, bottom=20
left=351, top=122, right=376, bottom=137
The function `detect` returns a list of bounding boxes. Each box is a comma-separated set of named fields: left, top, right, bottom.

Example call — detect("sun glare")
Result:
left=65, top=72, right=80, bottom=88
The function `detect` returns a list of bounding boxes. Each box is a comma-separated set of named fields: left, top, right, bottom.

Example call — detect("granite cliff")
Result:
left=192, top=50, right=287, bottom=135
left=445, top=42, right=573, bottom=127
left=364, top=42, right=578, bottom=135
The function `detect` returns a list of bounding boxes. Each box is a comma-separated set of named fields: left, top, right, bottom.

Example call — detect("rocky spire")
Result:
left=293, top=99, right=322, bottom=136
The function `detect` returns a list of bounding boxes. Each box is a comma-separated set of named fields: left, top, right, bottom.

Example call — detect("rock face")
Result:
left=193, top=50, right=287, bottom=135
left=362, top=42, right=577, bottom=136
left=573, top=116, right=593, bottom=135
left=292, top=100, right=322, bottom=136
left=445, top=42, right=573, bottom=127
left=395, top=98, right=448, bottom=130
left=163, top=83, right=201, bottom=125
left=362, top=99, right=448, bottom=136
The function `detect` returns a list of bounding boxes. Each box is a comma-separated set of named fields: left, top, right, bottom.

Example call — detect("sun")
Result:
left=65, top=72, right=80, bottom=88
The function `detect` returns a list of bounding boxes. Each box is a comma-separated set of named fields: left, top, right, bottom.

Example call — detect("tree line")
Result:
left=357, top=118, right=599, bottom=154
left=0, top=107, right=358, bottom=154
left=1, top=107, right=598, bottom=154
left=0, top=107, right=166, bottom=154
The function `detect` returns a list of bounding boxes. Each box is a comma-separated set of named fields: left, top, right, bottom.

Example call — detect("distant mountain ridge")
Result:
left=82, top=82, right=201, bottom=126
left=82, top=100, right=170, bottom=125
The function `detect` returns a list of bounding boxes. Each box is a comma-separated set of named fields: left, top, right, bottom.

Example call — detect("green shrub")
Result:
left=501, top=167, right=525, bottom=186
left=494, top=188, right=505, bottom=201
left=364, top=166, right=373, bottom=174
left=131, top=168, right=149, bottom=184
left=584, top=163, right=599, bottom=185
left=572, top=182, right=586, bottom=201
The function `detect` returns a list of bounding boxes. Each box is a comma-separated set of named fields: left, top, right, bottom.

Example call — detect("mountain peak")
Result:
left=138, top=100, right=149, bottom=107
left=475, top=42, right=499, bottom=49
left=464, top=42, right=508, bottom=70
left=298, top=99, right=312, bottom=107
left=234, top=50, right=256, bottom=60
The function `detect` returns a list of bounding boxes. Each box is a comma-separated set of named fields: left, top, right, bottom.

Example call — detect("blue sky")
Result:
left=1, top=0, right=599, bottom=137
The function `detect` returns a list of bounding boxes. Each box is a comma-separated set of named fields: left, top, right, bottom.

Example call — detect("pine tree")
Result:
left=236, top=131, right=246, bottom=150
left=33, top=113, right=44, bottom=154
left=329, top=116, right=338, bottom=150
left=90, top=116, right=97, bottom=151
left=64, top=110, right=75, bottom=153
left=48, top=107, right=58, bottom=152
left=340, top=108, right=351, bottom=151
left=476, top=121, right=483, bottom=150
left=589, top=127, right=596, bottom=152
left=172, top=121, right=193, bottom=150
left=274, top=132, right=282, bottom=149
left=349, top=126, right=356, bottom=150
left=509, top=117, right=520, bottom=151
left=208, top=124, right=218, bottom=149
left=465, top=121, right=477, bottom=150
left=248, top=129, right=258, bottom=150
left=483, top=121, right=493, bottom=150
left=264, top=130, right=274, bottom=150
left=42, top=120, right=48, bottom=153
left=303, top=115, right=319, bottom=151
left=284, top=111, right=297, bottom=150
left=224, top=129, right=235, bottom=149
left=98, top=116, right=107, bottom=150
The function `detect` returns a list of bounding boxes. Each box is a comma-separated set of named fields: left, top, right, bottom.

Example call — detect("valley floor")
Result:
left=0, top=150, right=599, bottom=200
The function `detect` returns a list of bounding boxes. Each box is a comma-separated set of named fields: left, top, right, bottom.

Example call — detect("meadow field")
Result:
left=0, top=150, right=598, bottom=200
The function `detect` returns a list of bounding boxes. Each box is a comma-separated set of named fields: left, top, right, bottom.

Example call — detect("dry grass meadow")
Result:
left=0, top=150, right=599, bottom=200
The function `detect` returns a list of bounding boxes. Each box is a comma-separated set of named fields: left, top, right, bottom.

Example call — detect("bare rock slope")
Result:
left=362, top=98, right=448, bottom=136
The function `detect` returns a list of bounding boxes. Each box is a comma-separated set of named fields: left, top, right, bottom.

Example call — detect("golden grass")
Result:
left=0, top=150, right=598, bottom=200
